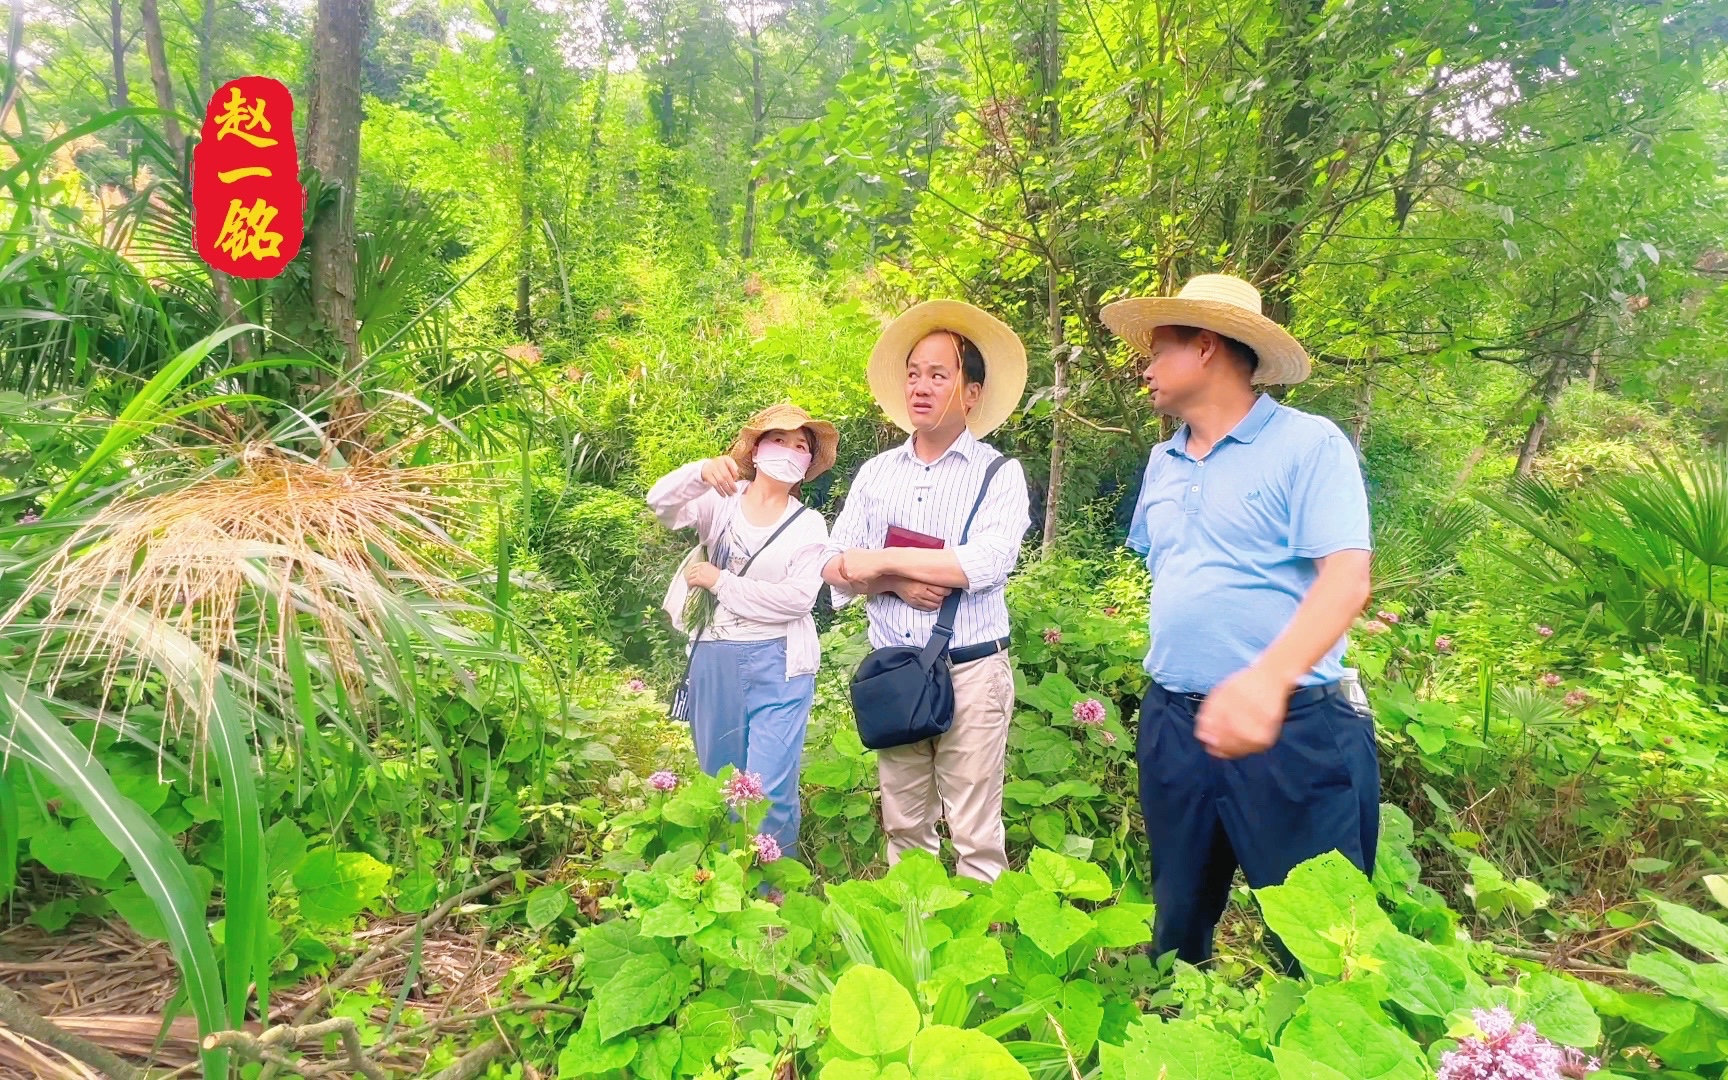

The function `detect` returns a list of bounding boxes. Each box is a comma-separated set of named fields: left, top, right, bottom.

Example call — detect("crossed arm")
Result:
left=821, top=459, right=1030, bottom=610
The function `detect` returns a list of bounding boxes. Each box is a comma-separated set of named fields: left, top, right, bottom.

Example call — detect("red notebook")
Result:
left=886, top=525, right=946, bottom=550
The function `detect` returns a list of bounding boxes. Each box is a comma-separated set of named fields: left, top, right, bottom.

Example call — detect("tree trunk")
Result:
left=1037, top=0, right=1065, bottom=553
left=1254, top=0, right=1323, bottom=323
left=305, top=0, right=372, bottom=449
left=199, top=0, right=215, bottom=102
left=142, top=0, right=252, bottom=363
left=1515, top=356, right=1570, bottom=478
left=139, top=0, right=183, bottom=154
left=740, top=25, right=765, bottom=261
left=109, top=0, right=129, bottom=116
left=1350, top=353, right=1373, bottom=450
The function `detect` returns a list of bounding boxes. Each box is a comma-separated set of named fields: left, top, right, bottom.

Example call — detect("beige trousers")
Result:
left=877, top=651, right=1014, bottom=883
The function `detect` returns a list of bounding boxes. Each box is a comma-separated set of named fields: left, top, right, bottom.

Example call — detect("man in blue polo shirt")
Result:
left=1103, top=274, right=1377, bottom=967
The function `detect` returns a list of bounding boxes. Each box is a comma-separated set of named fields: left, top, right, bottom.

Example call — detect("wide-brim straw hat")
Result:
left=1101, top=274, right=1311, bottom=386
left=867, top=301, right=1027, bottom=436
left=727, top=403, right=839, bottom=482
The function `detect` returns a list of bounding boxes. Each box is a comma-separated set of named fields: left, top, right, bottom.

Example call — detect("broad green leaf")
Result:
left=1367, top=934, right=1473, bottom=1020
left=1014, top=891, right=1095, bottom=957
left=1589, top=989, right=1695, bottom=1034
left=30, top=817, right=123, bottom=879
left=1652, top=898, right=1728, bottom=963
left=907, top=1025, right=1031, bottom=1080
left=1027, top=847, right=1112, bottom=901
left=1056, top=980, right=1104, bottom=1058
left=1514, top=972, right=1602, bottom=1048
left=635, top=1027, right=682, bottom=1080
left=1091, top=903, right=1154, bottom=949
left=582, top=919, right=668, bottom=971
left=831, top=964, right=920, bottom=1057
left=932, top=935, right=1007, bottom=983
left=640, top=900, right=706, bottom=938
left=1704, top=875, right=1728, bottom=911
left=820, top=1061, right=882, bottom=1080
left=526, top=885, right=570, bottom=931
left=1277, top=981, right=1427, bottom=1080
left=1272, top=1045, right=1353, bottom=1080
left=1628, top=949, right=1728, bottom=1010
left=264, top=818, right=308, bottom=884
left=558, top=1015, right=638, bottom=1076
left=595, top=952, right=693, bottom=1040
left=1253, top=852, right=1395, bottom=979
left=1650, top=1009, right=1728, bottom=1070
left=292, top=848, right=392, bottom=929
left=882, top=850, right=968, bottom=912
left=678, top=992, right=741, bottom=1073
left=1122, top=1016, right=1278, bottom=1080
left=663, top=780, right=726, bottom=827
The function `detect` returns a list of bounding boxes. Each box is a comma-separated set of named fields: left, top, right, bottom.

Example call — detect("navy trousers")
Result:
left=1135, top=681, right=1381, bottom=967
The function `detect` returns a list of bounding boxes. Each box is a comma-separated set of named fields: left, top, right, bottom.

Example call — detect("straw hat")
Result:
left=867, top=301, right=1027, bottom=436
left=727, top=403, right=839, bottom=481
left=1101, top=274, right=1311, bottom=386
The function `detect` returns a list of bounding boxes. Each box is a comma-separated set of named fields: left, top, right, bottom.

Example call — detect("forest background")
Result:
left=1, top=0, right=1728, bottom=1078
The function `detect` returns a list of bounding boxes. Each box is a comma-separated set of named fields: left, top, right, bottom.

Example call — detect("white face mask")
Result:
left=753, top=441, right=812, bottom=485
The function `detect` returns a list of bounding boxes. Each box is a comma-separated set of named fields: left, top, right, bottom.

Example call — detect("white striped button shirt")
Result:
left=825, top=430, right=1032, bottom=650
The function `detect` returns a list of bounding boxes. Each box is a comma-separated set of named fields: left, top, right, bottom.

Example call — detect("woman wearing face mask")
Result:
left=646, top=404, right=838, bottom=857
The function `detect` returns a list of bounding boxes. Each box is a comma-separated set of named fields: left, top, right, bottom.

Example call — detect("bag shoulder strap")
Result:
left=688, top=504, right=809, bottom=650
left=738, top=504, right=809, bottom=578
left=923, top=455, right=1013, bottom=664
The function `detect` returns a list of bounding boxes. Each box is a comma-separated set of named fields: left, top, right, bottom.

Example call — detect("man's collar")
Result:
left=899, top=427, right=980, bottom=463
left=1165, top=393, right=1277, bottom=456
left=1228, top=393, right=1279, bottom=444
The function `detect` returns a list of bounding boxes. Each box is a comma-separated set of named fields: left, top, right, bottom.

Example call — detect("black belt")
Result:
left=1149, top=680, right=1341, bottom=710
left=950, top=636, right=1011, bottom=665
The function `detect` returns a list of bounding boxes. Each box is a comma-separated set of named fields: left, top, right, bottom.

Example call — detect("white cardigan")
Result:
left=646, top=461, right=830, bottom=679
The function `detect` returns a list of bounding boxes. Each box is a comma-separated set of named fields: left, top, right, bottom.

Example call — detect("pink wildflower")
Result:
left=1537, top=625, right=1555, bottom=638
left=1361, top=619, right=1391, bottom=635
left=1073, top=698, right=1106, bottom=725
left=1563, top=690, right=1591, bottom=709
left=723, top=770, right=767, bottom=808
left=647, top=771, right=679, bottom=792
left=1435, top=635, right=1454, bottom=653
left=18, top=512, right=40, bottom=524
left=627, top=678, right=647, bottom=693
left=1559, top=1047, right=1602, bottom=1078
left=1043, top=628, right=1062, bottom=645
left=751, top=833, right=782, bottom=864
left=1437, top=1007, right=1565, bottom=1080
left=1541, top=673, right=1563, bottom=688
left=1377, top=610, right=1401, bottom=624
left=764, top=887, right=786, bottom=905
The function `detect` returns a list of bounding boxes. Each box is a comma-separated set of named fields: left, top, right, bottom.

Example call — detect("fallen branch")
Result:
left=206, top=1018, right=388, bottom=1080
left=257, top=873, right=515, bottom=1080
left=282, top=873, right=516, bottom=1029
left=0, top=983, right=145, bottom=1080
left=370, top=1001, right=585, bottom=1058
left=1490, top=944, right=1628, bottom=978
left=431, top=1038, right=509, bottom=1080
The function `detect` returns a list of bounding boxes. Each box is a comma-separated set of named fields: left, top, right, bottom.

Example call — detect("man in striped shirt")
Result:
left=822, top=301, right=1031, bottom=883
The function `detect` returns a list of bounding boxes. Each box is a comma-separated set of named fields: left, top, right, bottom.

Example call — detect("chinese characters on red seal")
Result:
left=192, top=76, right=304, bottom=279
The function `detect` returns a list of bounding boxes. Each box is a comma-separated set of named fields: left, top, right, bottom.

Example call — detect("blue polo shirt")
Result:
left=1127, top=394, right=1371, bottom=694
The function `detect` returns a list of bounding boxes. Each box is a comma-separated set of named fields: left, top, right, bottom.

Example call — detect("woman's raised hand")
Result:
left=700, top=456, right=742, bottom=496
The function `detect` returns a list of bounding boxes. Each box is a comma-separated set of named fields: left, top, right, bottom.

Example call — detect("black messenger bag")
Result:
left=849, top=457, right=1009, bottom=750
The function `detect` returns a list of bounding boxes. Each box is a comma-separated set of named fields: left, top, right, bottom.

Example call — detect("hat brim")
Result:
left=729, top=413, right=839, bottom=482
left=1101, top=297, right=1311, bottom=386
left=867, top=301, right=1027, bottom=436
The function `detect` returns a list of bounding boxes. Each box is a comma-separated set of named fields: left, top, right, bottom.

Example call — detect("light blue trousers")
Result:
left=688, top=638, right=813, bottom=856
